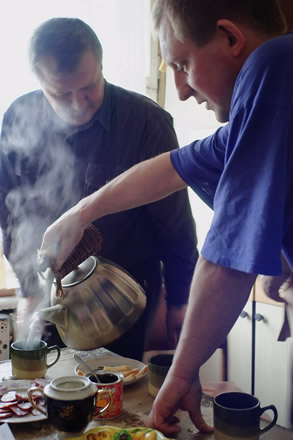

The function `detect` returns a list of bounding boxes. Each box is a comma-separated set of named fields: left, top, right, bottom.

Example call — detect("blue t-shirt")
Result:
left=171, top=33, right=293, bottom=276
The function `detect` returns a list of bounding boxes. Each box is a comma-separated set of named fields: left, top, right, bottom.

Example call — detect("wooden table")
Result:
left=0, top=348, right=292, bottom=439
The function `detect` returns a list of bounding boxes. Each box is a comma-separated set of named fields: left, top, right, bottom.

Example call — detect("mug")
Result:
left=10, top=339, right=60, bottom=379
left=28, top=376, right=112, bottom=433
left=87, top=371, right=123, bottom=419
left=213, top=392, right=278, bottom=440
left=148, top=354, right=173, bottom=397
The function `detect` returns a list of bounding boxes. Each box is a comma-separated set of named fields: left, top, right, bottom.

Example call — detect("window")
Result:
left=164, top=67, right=223, bottom=249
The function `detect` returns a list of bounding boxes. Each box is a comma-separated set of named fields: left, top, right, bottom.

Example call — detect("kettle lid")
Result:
left=60, top=256, right=97, bottom=287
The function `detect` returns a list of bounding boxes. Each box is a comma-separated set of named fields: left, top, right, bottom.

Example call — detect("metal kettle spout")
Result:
left=38, top=304, right=66, bottom=327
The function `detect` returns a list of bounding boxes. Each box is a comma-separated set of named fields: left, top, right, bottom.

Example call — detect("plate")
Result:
left=0, top=380, right=47, bottom=424
left=74, top=356, right=148, bottom=386
left=67, top=425, right=170, bottom=439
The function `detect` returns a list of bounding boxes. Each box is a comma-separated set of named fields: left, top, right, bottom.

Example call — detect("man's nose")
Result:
left=174, top=71, right=193, bottom=101
left=71, top=91, right=88, bottom=111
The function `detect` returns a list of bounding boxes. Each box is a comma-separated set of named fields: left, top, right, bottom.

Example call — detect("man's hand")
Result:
left=146, top=371, right=213, bottom=435
left=146, top=257, right=255, bottom=435
left=166, top=305, right=187, bottom=348
left=259, top=254, right=293, bottom=302
left=39, top=203, right=87, bottom=270
left=258, top=274, right=288, bottom=302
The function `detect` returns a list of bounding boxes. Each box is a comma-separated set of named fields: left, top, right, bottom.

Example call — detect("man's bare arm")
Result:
left=147, top=256, right=257, bottom=433
left=172, top=256, right=257, bottom=378
left=40, top=152, right=186, bottom=268
left=78, top=151, right=186, bottom=224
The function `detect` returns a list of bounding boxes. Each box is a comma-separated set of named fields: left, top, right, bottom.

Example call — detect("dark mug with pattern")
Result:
left=10, top=339, right=60, bottom=379
left=213, top=392, right=278, bottom=440
left=28, top=376, right=112, bottom=434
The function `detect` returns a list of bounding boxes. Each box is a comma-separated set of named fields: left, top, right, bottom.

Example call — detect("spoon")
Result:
left=74, top=354, right=100, bottom=383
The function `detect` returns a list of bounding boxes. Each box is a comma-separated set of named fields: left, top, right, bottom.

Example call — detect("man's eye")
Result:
left=54, top=92, right=70, bottom=99
left=82, top=82, right=96, bottom=92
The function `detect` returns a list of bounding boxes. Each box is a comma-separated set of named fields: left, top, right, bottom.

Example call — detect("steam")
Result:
left=2, top=94, right=80, bottom=344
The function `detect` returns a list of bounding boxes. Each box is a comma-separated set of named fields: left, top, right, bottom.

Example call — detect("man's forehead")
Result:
left=37, top=55, right=60, bottom=76
left=159, top=17, right=176, bottom=58
left=38, top=52, right=100, bottom=93
left=159, top=16, right=188, bottom=64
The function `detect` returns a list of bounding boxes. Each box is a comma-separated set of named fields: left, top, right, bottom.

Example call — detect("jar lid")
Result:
left=45, top=376, right=96, bottom=400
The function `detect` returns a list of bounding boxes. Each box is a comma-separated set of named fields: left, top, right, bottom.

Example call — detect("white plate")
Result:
left=0, top=380, right=47, bottom=424
left=74, top=356, right=148, bottom=386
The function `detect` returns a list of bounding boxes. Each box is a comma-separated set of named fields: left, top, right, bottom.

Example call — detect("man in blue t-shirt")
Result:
left=38, top=0, right=293, bottom=434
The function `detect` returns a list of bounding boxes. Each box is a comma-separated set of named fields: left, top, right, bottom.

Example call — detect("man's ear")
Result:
left=216, top=19, right=245, bottom=56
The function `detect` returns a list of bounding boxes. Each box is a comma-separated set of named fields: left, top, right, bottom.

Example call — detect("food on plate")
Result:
left=86, top=429, right=161, bottom=439
left=131, top=431, right=157, bottom=440
left=103, top=365, right=131, bottom=372
left=68, top=426, right=169, bottom=440
left=0, top=379, right=49, bottom=419
left=77, top=364, right=149, bottom=383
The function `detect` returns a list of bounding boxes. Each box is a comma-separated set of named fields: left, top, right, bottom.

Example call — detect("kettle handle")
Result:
left=38, top=268, right=65, bottom=298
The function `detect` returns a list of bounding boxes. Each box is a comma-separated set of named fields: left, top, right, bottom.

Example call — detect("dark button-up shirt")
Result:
left=0, top=81, right=198, bottom=308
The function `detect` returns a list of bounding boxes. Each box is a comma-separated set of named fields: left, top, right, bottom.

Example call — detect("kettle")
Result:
left=38, top=255, right=146, bottom=350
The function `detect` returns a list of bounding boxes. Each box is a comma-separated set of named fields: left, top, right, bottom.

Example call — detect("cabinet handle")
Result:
left=254, top=313, right=264, bottom=322
left=240, top=311, right=248, bottom=318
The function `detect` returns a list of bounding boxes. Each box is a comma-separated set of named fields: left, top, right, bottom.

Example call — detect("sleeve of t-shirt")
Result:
left=170, top=126, right=227, bottom=208
left=202, top=104, right=290, bottom=276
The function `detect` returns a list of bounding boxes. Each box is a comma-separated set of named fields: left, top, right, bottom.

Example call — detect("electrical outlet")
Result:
left=0, top=314, right=10, bottom=360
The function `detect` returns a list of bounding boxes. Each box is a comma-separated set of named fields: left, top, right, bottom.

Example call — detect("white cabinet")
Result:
left=228, top=299, right=293, bottom=429
left=200, top=348, right=224, bottom=383
left=227, top=302, right=252, bottom=394
left=254, top=302, right=293, bottom=429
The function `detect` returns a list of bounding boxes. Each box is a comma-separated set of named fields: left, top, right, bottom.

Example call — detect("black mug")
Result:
left=214, top=392, right=278, bottom=440
left=28, top=376, right=111, bottom=434
left=148, top=354, right=173, bottom=397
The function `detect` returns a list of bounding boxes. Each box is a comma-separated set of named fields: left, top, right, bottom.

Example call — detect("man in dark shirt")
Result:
left=0, top=17, right=198, bottom=359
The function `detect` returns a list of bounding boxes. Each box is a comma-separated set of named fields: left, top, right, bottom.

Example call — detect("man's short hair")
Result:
left=152, top=0, right=287, bottom=46
left=29, top=17, right=103, bottom=76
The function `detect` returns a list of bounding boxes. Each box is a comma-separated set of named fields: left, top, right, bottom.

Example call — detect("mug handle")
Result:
left=258, top=404, right=278, bottom=434
left=28, top=386, right=47, bottom=416
left=95, top=389, right=113, bottom=416
left=46, top=345, right=61, bottom=368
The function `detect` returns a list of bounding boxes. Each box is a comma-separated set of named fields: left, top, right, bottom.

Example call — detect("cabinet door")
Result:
left=254, top=302, right=293, bottom=429
left=227, top=302, right=252, bottom=393
left=200, top=348, right=224, bottom=383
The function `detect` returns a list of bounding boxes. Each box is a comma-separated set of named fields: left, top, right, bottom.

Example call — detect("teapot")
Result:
left=38, top=255, right=146, bottom=350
